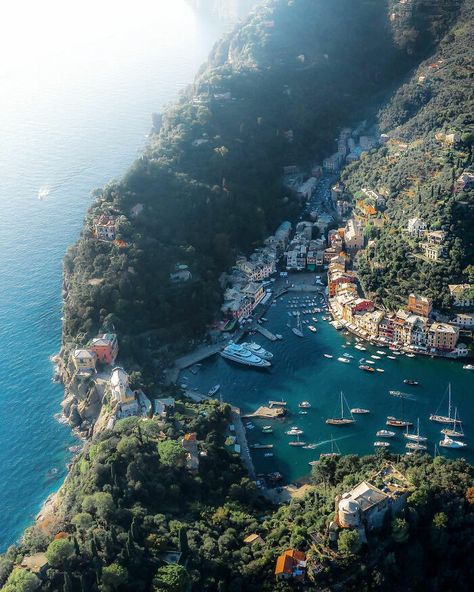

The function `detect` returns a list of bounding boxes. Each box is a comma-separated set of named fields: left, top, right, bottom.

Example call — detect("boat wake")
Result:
left=311, top=433, right=354, bottom=448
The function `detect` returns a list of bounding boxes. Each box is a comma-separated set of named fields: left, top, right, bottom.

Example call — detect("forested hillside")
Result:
left=342, top=0, right=474, bottom=310
left=61, top=0, right=461, bottom=382
left=1, top=407, right=473, bottom=591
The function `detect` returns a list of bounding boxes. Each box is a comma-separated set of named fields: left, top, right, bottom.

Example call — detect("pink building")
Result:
left=89, top=333, right=118, bottom=365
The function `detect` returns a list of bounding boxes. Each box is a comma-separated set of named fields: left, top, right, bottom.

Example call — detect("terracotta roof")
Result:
left=275, top=553, right=294, bottom=575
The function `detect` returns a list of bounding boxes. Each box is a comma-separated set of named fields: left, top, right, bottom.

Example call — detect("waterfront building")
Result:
left=323, top=152, right=343, bottom=172
left=298, top=177, right=318, bottom=199
left=71, top=349, right=96, bottom=373
left=451, top=312, right=474, bottom=328
left=89, top=333, right=118, bottom=365
left=94, top=213, right=116, bottom=241
left=354, top=310, right=384, bottom=337
left=275, top=550, right=306, bottom=582
left=428, top=322, right=459, bottom=352
left=236, top=257, right=275, bottom=282
left=221, top=289, right=253, bottom=320
left=378, top=314, right=395, bottom=342
left=337, top=466, right=411, bottom=532
left=449, top=284, right=474, bottom=308
left=328, top=271, right=356, bottom=297
left=407, top=293, right=432, bottom=317
left=241, top=282, right=265, bottom=307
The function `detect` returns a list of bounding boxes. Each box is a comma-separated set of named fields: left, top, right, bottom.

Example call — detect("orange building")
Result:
left=407, top=293, right=432, bottom=318
left=89, top=333, right=118, bottom=365
left=275, top=549, right=306, bottom=581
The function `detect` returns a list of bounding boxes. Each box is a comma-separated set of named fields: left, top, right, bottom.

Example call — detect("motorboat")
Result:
left=220, top=342, right=271, bottom=367
left=374, top=441, right=390, bottom=448
left=439, top=436, right=467, bottom=449
left=359, top=365, right=375, bottom=372
left=292, top=312, right=304, bottom=337
left=299, top=401, right=311, bottom=409
left=208, top=384, right=221, bottom=396
left=404, top=379, right=419, bottom=386
left=324, top=354, right=333, bottom=359
left=337, top=357, right=350, bottom=364
left=365, top=360, right=375, bottom=365
left=262, top=426, right=273, bottom=434
left=376, top=350, right=386, bottom=356
left=371, top=355, right=381, bottom=360
left=376, top=368, right=385, bottom=373
left=463, top=364, right=474, bottom=371
left=387, top=355, right=397, bottom=360
left=386, top=417, right=413, bottom=428
left=241, top=342, right=273, bottom=360
left=376, top=430, right=396, bottom=438
left=351, top=408, right=370, bottom=414
left=308, top=325, right=317, bottom=332
left=286, top=427, right=303, bottom=436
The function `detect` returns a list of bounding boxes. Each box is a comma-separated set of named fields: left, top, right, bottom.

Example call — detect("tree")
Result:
left=157, top=440, right=186, bottom=468
left=337, top=529, right=361, bottom=556
left=101, top=563, right=128, bottom=591
left=391, top=517, right=410, bottom=544
left=153, top=565, right=190, bottom=592
left=1, top=568, right=41, bottom=592
left=45, top=539, right=75, bottom=569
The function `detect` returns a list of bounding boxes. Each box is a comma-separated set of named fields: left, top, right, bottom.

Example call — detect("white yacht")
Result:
left=439, top=436, right=467, bottom=449
left=220, top=343, right=271, bottom=367
left=376, top=430, right=396, bottom=438
left=241, top=342, right=273, bottom=360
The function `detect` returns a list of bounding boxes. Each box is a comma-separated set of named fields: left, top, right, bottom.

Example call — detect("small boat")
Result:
left=404, top=418, right=427, bottom=442
left=264, top=452, right=274, bottom=457
left=326, top=392, right=355, bottom=426
left=387, top=355, right=396, bottom=360
left=376, top=368, right=385, bottom=373
left=441, top=407, right=464, bottom=438
left=403, top=379, right=419, bottom=386
left=337, top=357, right=350, bottom=364
left=208, top=384, right=221, bottom=396
left=351, top=408, right=370, bottom=414
left=308, top=325, right=317, bottom=332
left=286, top=427, right=303, bottom=436
left=269, top=400, right=287, bottom=407
left=406, top=442, right=427, bottom=451
left=439, top=436, right=467, bottom=449
left=376, top=350, right=386, bottom=356
left=354, top=344, right=367, bottom=351
left=261, top=317, right=268, bottom=322
left=292, top=312, right=304, bottom=337
left=323, top=354, right=333, bottom=359
left=342, top=353, right=354, bottom=359
left=250, top=443, right=274, bottom=449
left=389, top=390, right=411, bottom=399
left=376, top=430, right=396, bottom=438
left=463, top=364, right=474, bottom=371
left=298, top=401, right=311, bottom=409
left=262, top=426, right=273, bottom=434
left=386, top=416, right=413, bottom=428
left=406, top=353, right=415, bottom=358
left=302, top=443, right=317, bottom=450
left=374, top=441, right=390, bottom=448
left=371, top=355, right=381, bottom=360
left=275, top=334, right=283, bottom=340
left=359, top=365, right=375, bottom=373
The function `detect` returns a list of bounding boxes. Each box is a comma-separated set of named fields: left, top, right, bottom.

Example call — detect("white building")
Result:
left=110, top=367, right=139, bottom=417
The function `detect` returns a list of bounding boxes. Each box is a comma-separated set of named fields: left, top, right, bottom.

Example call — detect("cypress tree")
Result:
left=73, top=535, right=81, bottom=557
left=130, top=517, right=140, bottom=542
left=63, top=572, right=73, bottom=592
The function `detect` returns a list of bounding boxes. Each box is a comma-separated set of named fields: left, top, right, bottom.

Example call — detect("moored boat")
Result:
left=241, top=342, right=273, bottom=360
left=337, top=356, right=350, bottom=364
left=374, top=441, right=390, bottom=448
left=323, top=353, right=333, bottom=359
left=308, top=325, right=317, bottom=332
left=441, top=407, right=464, bottom=438
left=262, top=425, right=273, bottom=434
left=298, top=401, right=311, bottom=409
left=220, top=342, right=271, bottom=367
left=406, top=441, right=427, bottom=451
left=404, top=418, right=427, bottom=442
left=376, top=429, right=396, bottom=438
left=208, top=384, right=221, bottom=396
left=386, top=416, right=413, bottom=428
left=463, top=364, right=474, bottom=370
left=326, top=392, right=355, bottom=425
left=439, top=436, right=467, bottom=449
left=286, top=427, right=303, bottom=436
left=359, top=365, right=375, bottom=372
left=351, top=408, right=370, bottom=414
left=430, top=384, right=458, bottom=424
left=404, top=379, right=419, bottom=386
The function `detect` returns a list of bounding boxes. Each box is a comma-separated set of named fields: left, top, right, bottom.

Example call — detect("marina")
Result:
left=180, top=286, right=474, bottom=482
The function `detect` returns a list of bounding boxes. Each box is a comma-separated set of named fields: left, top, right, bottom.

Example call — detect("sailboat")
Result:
left=292, top=311, right=304, bottom=337
left=430, top=384, right=459, bottom=424
left=404, top=418, right=427, bottom=442
left=441, top=407, right=464, bottom=438
left=386, top=397, right=412, bottom=428
left=319, top=434, right=341, bottom=459
left=289, top=433, right=306, bottom=447
left=326, top=392, right=355, bottom=425
left=439, top=435, right=467, bottom=449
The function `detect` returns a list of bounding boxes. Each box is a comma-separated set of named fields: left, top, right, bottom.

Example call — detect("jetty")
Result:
left=249, top=443, right=274, bottom=449
left=174, top=343, right=223, bottom=370
left=255, top=325, right=278, bottom=341
left=242, top=406, right=286, bottom=419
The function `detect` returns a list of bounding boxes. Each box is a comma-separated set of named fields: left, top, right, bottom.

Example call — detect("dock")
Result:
left=269, top=400, right=287, bottom=407
left=255, top=325, right=278, bottom=341
left=242, top=406, right=286, bottom=419
left=174, top=344, right=223, bottom=370
left=249, top=444, right=274, bottom=449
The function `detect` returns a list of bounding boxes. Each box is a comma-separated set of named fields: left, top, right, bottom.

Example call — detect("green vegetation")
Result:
left=342, top=0, right=474, bottom=310
left=1, top=411, right=473, bottom=591
left=61, top=0, right=460, bottom=387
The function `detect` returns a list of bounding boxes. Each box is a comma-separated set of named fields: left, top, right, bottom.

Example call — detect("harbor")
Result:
left=179, top=286, right=474, bottom=482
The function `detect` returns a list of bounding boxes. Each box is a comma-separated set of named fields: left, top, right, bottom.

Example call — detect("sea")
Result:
left=0, top=0, right=226, bottom=551
left=182, top=291, right=474, bottom=482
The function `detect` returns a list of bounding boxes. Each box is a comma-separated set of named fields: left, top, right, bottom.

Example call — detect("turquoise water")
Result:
left=182, top=291, right=474, bottom=482
left=0, top=2, right=224, bottom=550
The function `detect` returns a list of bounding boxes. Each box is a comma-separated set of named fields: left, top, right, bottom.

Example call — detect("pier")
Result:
left=255, top=325, right=278, bottom=341
left=174, top=343, right=223, bottom=370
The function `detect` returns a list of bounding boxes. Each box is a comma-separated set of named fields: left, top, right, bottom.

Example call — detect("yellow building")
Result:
left=428, top=323, right=459, bottom=352
left=71, top=349, right=96, bottom=373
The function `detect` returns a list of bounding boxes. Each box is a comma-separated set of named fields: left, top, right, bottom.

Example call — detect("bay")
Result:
left=0, top=0, right=225, bottom=550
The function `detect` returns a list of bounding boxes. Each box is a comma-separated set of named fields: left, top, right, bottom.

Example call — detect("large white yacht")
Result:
left=241, top=342, right=273, bottom=360
left=220, top=342, right=271, bottom=367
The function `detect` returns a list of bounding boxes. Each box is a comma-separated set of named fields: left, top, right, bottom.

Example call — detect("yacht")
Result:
left=351, top=408, right=370, bottom=414
left=308, top=325, right=317, bottom=332
left=292, top=312, right=304, bottom=337
left=463, top=364, right=474, bottom=371
left=299, top=401, right=311, bottom=409
left=323, top=353, right=333, bottom=359
left=208, top=384, right=221, bottom=396
left=365, top=359, right=376, bottom=365
left=374, top=441, right=390, bottom=448
left=376, top=368, right=385, bottom=373
left=441, top=407, right=464, bottom=438
left=406, top=441, right=427, bottom=452
left=430, top=384, right=458, bottom=424
left=337, top=357, right=350, bottom=364
left=241, top=342, right=273, bottom=360
left=387, top=355, right=397, bottom=360
left=376, top=350, right=386, bottom=356
left=439, top=436, right=467, bottom=449
left=404, top=418, right=427, bottom=442
left=286, top=427, right=303, bottom=436
left=220, top=343, right=271, bottom=368
left=404, top=379, right=419, bottom=386
left=319, top=434, right=341, bottom=458
left=354, top=344, right=367, bottom=351
left=371, top=355, right=381, bottom=360
left=376, top=429, right=396, bottom=438
left=387, top=417, right=413, bottom=428
left=326, top=392, right=355, bottom=425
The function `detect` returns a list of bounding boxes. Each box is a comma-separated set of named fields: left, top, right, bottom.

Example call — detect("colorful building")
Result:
left=89, top=333, right=118, bottom=365
left=407, top=293, right=432, bottom=318
left=71, top=349, right=97, bottom=373
left=275, top=550, right=306, bottom=581
left=428, top=323, right=459, bottom=352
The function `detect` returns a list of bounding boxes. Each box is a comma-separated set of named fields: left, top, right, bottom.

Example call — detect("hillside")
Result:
left=1, top=408, right=473, bottom=591
left=341, top=0, right=474, bottom=310
left=61, top=0, right=462, bottom=386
